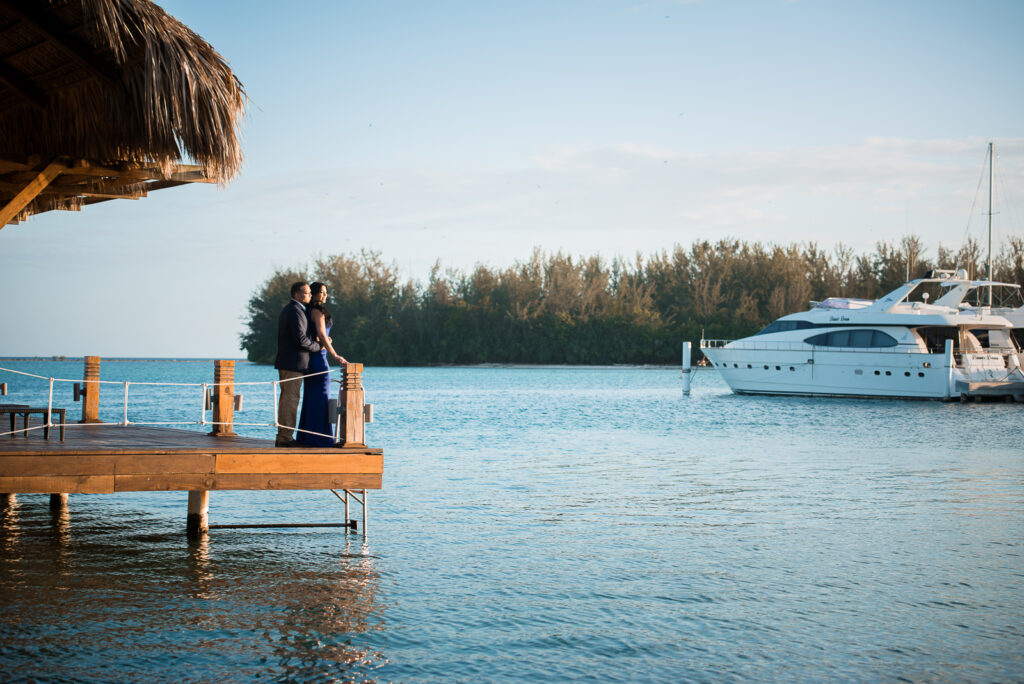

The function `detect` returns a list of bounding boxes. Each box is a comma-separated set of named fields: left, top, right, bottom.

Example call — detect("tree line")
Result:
left=240, top=236, right=1024, bottom=366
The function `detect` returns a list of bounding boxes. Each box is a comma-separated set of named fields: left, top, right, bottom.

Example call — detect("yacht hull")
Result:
left=704, top=347, right=953, bottom=399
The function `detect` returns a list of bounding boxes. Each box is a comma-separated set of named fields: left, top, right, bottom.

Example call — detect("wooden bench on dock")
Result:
left=0, top=405, right=67, bottom=441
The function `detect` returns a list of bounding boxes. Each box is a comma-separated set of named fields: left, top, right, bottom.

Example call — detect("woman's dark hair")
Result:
left=309, top=282, right=333, bottom=326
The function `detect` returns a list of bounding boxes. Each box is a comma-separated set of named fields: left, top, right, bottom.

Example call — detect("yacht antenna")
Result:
left=987, top=141, right=993, bottom=307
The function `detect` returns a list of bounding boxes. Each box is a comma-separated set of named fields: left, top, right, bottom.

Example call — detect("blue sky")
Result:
left=2, top=0, right=1023, bottom=357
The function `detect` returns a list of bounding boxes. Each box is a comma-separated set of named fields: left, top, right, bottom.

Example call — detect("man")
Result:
left=275, top=281, right=321, bottom=446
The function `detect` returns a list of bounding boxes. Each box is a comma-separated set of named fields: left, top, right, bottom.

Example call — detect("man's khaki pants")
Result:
left=277, top=369, right=304, bottom=441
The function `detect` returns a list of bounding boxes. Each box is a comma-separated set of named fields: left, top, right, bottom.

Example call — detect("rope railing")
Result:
left=0, top=366, right=343, bottom=440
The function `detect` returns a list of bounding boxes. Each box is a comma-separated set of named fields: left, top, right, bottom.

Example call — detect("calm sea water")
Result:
left=1, top=359, right=1022, bottom=682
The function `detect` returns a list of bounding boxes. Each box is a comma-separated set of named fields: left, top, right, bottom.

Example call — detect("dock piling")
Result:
left=681, top=341, right=693, bottom=395
left=186, top=490, right=209, bottom=537
left=209, top=360, right=237, bottom=437
left=340, top=363, right=366, bottom=447
left=80, top=356, right=101, bottom=423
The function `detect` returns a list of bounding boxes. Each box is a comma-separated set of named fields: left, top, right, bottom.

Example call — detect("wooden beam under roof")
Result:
left=0, top=0, right=119, bottom=86
left=60, top=159, right=215, bottom=183
left=0, top=157, right=30, bottom=173
left=1, top=154, right=219, bottom=224
left=0, top=158, right=64, bottom=227
left=0, top=58, right=47, bottom=108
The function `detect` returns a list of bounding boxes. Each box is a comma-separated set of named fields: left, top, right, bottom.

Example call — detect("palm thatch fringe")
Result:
left=0, top=0, right=245, bottom=184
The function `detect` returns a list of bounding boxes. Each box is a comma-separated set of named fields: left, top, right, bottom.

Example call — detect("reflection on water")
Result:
left=186, top=533, right=214, bottom=600
left=0, top=500, right=386, bottom=682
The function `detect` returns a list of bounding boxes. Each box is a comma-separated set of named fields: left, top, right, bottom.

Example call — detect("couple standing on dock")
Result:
left=274, top=281, right=347, bottom=447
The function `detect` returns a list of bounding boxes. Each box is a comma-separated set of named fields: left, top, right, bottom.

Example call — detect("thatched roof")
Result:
left=0, top=0, right=245, bottom=225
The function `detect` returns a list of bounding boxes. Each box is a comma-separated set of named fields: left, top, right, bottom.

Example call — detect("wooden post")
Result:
left=340, top=363, right=366, bottom=447
left=186, top=490, right=209, bottom=537
left=0, top=159, right=65, bottom=228
left=49, top=493, right=68, bottom=511
left=0, top=493, right=14, bottom=510
left=209, top=360, right=236, bottom=437
left=80, top=355, right=101, bottom=423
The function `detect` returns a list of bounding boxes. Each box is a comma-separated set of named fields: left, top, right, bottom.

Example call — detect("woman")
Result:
left=297, top=282, right=347, bottom=446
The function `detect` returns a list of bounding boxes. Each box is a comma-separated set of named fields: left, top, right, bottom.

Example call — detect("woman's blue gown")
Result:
left=297, top=316, right=334, bottom=446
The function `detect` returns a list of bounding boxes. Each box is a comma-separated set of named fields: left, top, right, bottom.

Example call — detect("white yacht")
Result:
left=700, top=270, right=1024, bottom=400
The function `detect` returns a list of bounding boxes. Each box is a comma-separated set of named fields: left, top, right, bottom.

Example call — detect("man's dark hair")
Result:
left=290, top=282, right=309, bottom=297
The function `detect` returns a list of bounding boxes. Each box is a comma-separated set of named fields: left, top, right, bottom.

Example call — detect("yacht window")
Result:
left=917, top=327, right=958, bottom=354
left=754, top=319, right=822, bottom=336
left=849, top=330, right=874, bottom=347
left=970, top=329, right=991, bottom=348
left=831, top=330, right=852, bottom=347
left=871, top=331, right=898, bottom=347
left=804, top=329, right=898, bottom=348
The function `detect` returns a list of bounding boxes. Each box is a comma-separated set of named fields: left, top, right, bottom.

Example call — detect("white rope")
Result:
left=0, top=424, right=48, bottom=438
left=0, top=365, right=347, bottom=437
left=0, top=366, right=334, bottom=388
left=272, top=380, right=279, bottom=427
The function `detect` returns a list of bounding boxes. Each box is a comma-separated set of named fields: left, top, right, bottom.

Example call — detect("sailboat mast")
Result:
left=987, top=141, right=993, bottom=307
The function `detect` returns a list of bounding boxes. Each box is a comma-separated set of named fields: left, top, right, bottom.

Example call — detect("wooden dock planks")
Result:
left=0, top=424, right=383, bottom=494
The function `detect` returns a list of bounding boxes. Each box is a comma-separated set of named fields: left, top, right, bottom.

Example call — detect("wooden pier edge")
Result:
left=0, top=357, right=383, bottom=536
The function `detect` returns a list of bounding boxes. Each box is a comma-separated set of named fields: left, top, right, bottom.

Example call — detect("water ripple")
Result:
left=1, top=363, right=1023, bottom=681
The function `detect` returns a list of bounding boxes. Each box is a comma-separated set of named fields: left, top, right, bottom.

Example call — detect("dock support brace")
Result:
left=332, top=488, right=367, bottom=534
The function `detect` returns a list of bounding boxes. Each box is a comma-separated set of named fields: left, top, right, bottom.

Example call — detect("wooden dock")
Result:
left=0, top=358, right=383, bottom=535
left=0, top=424, right=382, bottom=494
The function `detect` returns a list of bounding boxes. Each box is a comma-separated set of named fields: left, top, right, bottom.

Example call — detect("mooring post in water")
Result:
left=943, top=338, right=954, bottom=401
left=0, top=493, right=14, bottom=510
left=341, top=363, right=366, bottom=447
left=209, top=360, right=237, bottom=437
left=187, top=490, right=209, bottom=537
left=49, top=493, right=68, bottom=511
left=79, top=355, right=101, bottom=423
left=681, top=341, right=693, bottom=395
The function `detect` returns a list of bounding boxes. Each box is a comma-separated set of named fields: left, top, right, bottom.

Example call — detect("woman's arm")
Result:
left=311, top=310, right=347, bottom=364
